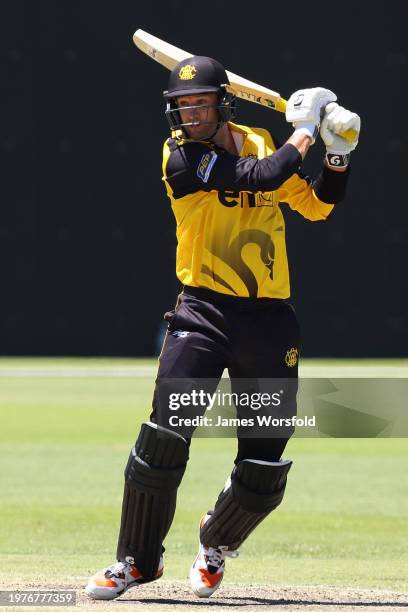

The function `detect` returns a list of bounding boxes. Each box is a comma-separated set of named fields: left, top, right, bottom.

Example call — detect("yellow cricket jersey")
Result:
left=162, top=122, right=348, bottom=299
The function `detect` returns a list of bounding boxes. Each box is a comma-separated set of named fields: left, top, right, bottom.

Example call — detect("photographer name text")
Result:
left=168, top=415, right=315, bottom=428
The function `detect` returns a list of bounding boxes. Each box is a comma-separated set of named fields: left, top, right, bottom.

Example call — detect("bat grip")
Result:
left=338, top=128, right=358, bottom=142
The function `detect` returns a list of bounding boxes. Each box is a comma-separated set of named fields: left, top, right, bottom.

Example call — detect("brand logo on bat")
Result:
left=264, top=98, right=276, bottom=108
left=179, top=64, right=197, bottom=80
left=147, top=46, right=158, bottom=60
left=234, top=89, right=276, bottom=108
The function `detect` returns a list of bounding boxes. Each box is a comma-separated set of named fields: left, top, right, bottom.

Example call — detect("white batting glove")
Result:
left=286, top=87, right=337, bottom=143
left=320, top=102, right=361, bottom=168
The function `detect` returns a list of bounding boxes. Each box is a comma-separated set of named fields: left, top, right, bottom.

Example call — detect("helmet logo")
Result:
left=179, top=64, right=197, bottom=80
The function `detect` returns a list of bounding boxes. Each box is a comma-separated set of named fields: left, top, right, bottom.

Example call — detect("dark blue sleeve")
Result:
left=313, top=164, right=350, bottom=204
left=164, top=140, right=302, bottom=199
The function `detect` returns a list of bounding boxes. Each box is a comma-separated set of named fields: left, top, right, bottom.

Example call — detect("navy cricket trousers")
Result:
left=150, top=286, right=301, bottom=463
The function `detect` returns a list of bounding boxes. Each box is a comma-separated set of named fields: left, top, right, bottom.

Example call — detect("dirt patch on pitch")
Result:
left=10, top=580, right=407, bottom=612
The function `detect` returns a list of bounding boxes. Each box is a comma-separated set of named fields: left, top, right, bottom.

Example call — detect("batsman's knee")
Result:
left=124, top=421, right=189, bottom=492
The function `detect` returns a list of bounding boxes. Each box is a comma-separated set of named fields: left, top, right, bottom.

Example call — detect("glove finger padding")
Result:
left=320, top=116, right=336, bottom=146
left=320, top=103, right=361, bottom=154
left=286, top=87, right=337, bottom=126
left=327, top=107, right=360, bottom=134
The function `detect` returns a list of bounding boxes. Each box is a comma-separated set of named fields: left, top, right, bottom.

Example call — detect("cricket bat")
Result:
left=133, top=29, right=358, bottom=143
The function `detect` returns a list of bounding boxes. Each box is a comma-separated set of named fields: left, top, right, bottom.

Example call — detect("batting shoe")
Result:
left=190, top=514, right=239, bottom=598
left=85, top=556, right=163, bottom=600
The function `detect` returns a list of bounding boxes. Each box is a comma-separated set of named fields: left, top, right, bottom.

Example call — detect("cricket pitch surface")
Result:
left=9, top=581, right=408, bottom=611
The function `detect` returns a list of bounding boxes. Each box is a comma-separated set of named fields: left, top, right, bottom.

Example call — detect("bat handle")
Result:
left=279, top=98, right=358, bottom=143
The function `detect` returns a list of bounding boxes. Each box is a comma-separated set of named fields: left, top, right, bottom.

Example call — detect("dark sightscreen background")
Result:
left=1, top=0, right=406, bottom=356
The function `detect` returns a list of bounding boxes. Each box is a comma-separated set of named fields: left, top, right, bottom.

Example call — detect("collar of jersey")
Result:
left=227, top=121, right=248, bottom=135
left=228, top=122, right=249, bottom=152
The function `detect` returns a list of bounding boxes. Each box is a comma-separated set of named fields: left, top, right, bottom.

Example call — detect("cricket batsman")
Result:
left=86, top=56, right=360, bottom=599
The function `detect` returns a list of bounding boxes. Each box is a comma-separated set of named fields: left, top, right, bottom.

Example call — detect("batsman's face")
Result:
left=176, top=93, right=219, bottom=139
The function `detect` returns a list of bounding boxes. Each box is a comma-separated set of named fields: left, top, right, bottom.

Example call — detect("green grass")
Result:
left=0, top=359, right=407, bottom=591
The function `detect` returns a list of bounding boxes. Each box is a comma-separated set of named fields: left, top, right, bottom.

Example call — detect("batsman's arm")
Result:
left=286, top=130, right=313, bottom=160
left=278, top=164, right=350, bottom=221
left=163, top=139, right=304, bottom=197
